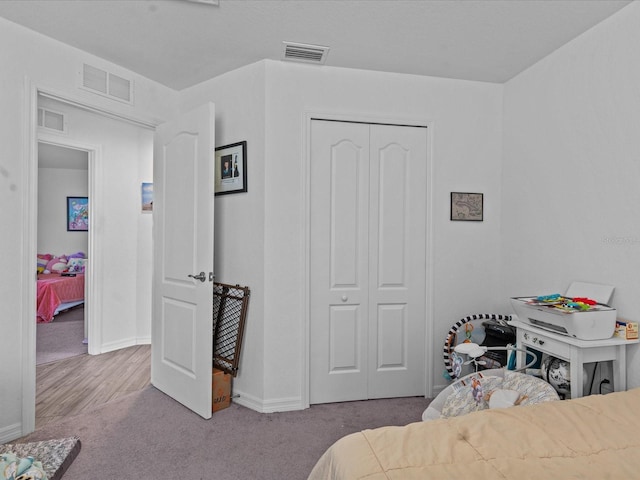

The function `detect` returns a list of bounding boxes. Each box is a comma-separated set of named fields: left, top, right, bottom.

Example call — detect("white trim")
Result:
left=39, top=87, right=159, bottom=130
left=21, top=77, right=38, bottom=436
left=424, top=120, right=436, bottom=399
left=99, top=337, right=138, bottom=354
left=0, top=423, right=24, bottom=444
left=232, top=389, right=303, bottom=413
left=301, top=110, right=435, bottom=407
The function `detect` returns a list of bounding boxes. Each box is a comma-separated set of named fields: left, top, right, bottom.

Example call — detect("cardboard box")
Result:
left=212, top=368, right=231, bottom=412
left=615, top=321, right=638, bottom=340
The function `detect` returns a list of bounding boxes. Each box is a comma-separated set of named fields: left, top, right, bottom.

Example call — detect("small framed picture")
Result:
left=215, top=141, right=247, bottom=195
left=450, top=192, right=483, bottom=221
left=67, top=196, right=89, bottom=231
left=141, top=182, right=153, bottom=212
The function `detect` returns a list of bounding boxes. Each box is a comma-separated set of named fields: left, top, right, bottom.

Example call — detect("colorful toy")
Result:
left=443, top=313, right=513, bottom=380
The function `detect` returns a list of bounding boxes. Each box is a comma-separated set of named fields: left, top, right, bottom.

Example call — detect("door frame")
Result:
left=36, top=135, right=100, bottom=351
left=21, top=78, right=159, bottom=435
left=301, top=111, right=436, bottom=408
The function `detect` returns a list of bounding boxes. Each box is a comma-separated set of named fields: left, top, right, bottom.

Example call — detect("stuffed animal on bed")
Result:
left=67, top=257, right=87, bottom=273
left=44, top=256, right=67, bottom=274
left=36, top=254, right=51, bottom=273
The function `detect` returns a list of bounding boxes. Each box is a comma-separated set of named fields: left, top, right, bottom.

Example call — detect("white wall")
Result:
left=264, top=62, right=504, bottom=404
left=37, top=96, right=155, bottom=350
left=0, top=17, right=178, bottom=441
left=37, top=167, right=88, bottom=256
left=502, top=3, right=640, bottom=385
left=180, top=62, right=267, bottom=409
left=182, top=60, right=504, bottom=410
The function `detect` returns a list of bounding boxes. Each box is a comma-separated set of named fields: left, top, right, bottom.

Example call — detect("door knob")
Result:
left=188, top=271, right=206, bottom=282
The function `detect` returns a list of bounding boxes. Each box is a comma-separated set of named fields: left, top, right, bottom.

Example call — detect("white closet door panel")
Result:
left=368, top=124, right=427, bottom=399
left=310, top=120, right=369, bottom=403
left=377, top=141, right=408, bottom=287
left=330, top=141, right=362, bottom=288
left=329, top=305, right=361, bottom=371
left=376, top=304, right=406, bottom=369
left=310, top=120, right=427, bottom=404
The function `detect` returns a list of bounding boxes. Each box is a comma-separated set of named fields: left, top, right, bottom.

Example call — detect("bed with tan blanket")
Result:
left=308, top=388, right=640, bottom=479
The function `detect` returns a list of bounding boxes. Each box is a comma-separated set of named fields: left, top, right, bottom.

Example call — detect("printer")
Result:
left=510, top=282, right=616, bottom=340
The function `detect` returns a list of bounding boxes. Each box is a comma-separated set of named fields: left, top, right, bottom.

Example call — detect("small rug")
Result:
left=0, top=436, right=81, bottom=480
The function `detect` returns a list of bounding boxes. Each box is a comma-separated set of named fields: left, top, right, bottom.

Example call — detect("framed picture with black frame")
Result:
left=215, top=141, right=247, bottom=195
left=450, top=192, right=483, bottom=221
left=67, top=196, right=89, bottom=231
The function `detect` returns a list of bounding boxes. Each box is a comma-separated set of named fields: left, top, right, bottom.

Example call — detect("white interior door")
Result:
left=367, top=124, right=427, bottom=398
left=310, top=121, right=370, bottom=403
left=309, top=119, right=427, bottom=404
left=152, top=102, right=215, bottom=419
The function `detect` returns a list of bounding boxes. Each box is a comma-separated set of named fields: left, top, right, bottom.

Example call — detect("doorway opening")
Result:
left=36, top=142, right=89, bottom=365
left=23, top=82, right=157, bottom=435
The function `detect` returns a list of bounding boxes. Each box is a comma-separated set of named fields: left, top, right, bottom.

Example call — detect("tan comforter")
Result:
left=308, top=388, right=640, bottom=479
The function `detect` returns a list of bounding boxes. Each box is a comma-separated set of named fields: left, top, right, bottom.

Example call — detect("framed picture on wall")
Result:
left=450, top=192, right=483, bottom=221
left=141, top=182, right=153, bottom=212
left=215, top=141, right=247, bottom=195
left=67, top=196, right=89, bottom=231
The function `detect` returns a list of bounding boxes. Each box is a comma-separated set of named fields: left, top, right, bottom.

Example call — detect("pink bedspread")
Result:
left=36, top=273, right=85, bottom=323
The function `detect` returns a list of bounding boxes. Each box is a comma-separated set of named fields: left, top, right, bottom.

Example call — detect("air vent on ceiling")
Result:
left=38, top=108, right=66, bottom=133
left=282, top=42, right=329, bottom=65
left=81, top=63, right=133, bottom=104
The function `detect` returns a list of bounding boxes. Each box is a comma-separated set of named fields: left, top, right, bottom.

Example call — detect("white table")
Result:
left=512, top=320, right=638, bottom=398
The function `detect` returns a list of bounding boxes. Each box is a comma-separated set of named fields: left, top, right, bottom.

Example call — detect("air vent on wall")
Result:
left=38, top=108, right=66, bottom=133
left=81, top=63, right=133, bottom=104
left=282, top=42, right=330, bottom=65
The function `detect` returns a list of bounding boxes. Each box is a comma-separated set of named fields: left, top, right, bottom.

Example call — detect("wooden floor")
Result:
left=36, top=344, right=151, bottom=428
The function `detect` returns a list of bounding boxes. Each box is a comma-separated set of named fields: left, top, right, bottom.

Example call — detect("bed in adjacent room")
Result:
left=36, top=254, right=87, bottom=323
left=37, top=272, right=85, bottom=323
left=308, top=388, right=640, bottom=479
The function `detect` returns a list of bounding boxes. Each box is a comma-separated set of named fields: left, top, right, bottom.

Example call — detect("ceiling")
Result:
left=0, top=0, right=632, bottom=90
left=39, top=143, right=88, bottom=170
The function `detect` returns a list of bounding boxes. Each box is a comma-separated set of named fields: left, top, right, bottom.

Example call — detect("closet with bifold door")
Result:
left=309, top=119, right=428, bottom=404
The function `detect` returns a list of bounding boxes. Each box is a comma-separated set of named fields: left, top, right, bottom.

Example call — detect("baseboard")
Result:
left=432, top=383, right=447, bottom=397
left=97, top=336, right=149, bottom=354
left=232, top=389, right=304, bottom=413
left=99, top=337, right=137, bottom=354
left=0, top=422, right=24, bottom=444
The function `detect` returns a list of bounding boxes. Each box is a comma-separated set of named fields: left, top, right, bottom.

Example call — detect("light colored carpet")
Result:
left=23, top=386, right=431, bottom=480
left=36, top=307, right=87, bottom=365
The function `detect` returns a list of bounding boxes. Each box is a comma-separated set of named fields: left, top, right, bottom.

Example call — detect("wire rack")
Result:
left=212, top=282, right=250, bottom=377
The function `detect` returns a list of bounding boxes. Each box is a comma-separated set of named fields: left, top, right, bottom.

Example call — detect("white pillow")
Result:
left=488, top=389, right=521, bottom=409
left=51, top=261, right=68, bottom=272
